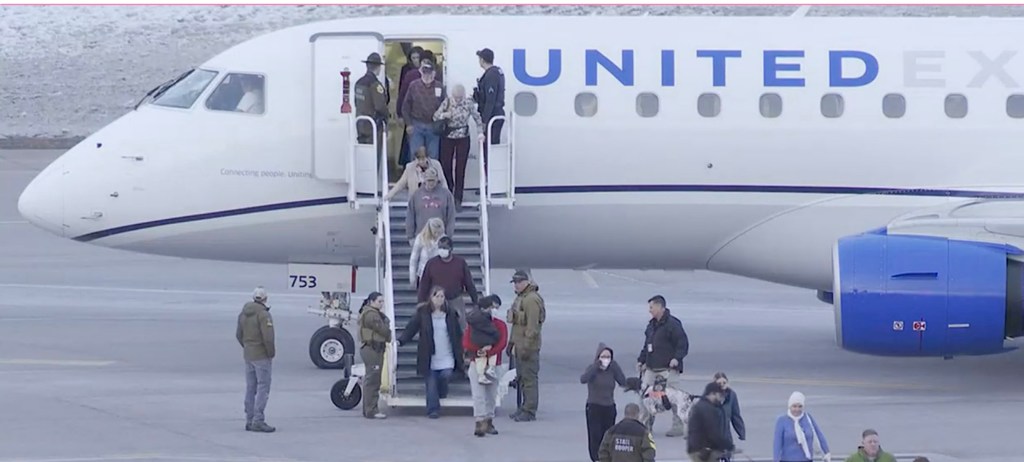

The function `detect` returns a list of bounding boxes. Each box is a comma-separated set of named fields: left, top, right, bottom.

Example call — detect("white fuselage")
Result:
left=18, top=15, right=1024, bottom=293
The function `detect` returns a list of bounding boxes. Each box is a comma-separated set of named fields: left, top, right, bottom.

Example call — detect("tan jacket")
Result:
left=509, top=284, right=546, bottom=352
left=385, top=159, right=448, bottom=200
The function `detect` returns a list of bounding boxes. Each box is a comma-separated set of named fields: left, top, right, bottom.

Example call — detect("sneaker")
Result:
left=428, top=413, right=440, bottom=419
left=477, top=376, right=493, bottom=385
left=365, top=413, right=387, bottom=420
left=484, top=367, right=497, bottom=381
left=250, top=421, right=276, bottom=433
left=245, top=421, right=253, bottom=431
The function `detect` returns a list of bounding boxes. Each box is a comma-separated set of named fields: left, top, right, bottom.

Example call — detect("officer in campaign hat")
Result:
left=355, top=52, right=389, bottom=145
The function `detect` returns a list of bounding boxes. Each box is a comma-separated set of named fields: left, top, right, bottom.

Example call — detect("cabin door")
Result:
left=310, top=32, right=384, bottom=191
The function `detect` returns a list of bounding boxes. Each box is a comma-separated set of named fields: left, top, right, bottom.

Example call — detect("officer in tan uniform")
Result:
left=354, top=52, right=389, bottom=146
left=507, top=269, right=546, bottom=422
left=358, top=291, right=392, bottom=419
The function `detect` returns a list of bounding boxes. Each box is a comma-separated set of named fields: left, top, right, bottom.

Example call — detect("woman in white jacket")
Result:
left=410, top=217, right=445, bottom=287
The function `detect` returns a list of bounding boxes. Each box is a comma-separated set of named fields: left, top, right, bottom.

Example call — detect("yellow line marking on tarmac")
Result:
left=0, top=359, right=116, bottom=367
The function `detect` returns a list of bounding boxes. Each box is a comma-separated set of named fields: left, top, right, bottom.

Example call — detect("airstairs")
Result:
left=372, top=116, right=515, bottom=410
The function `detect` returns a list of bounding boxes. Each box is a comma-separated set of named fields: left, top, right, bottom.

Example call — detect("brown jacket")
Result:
left=236, top=301, right=276, bottom=361
left=385, top=159, right=448, bottom=200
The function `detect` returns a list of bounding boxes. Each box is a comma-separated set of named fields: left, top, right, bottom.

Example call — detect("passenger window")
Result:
left=945, top=93, right=967, bottom=119
left=514, top=92, right=537, bottom=117
left=1007, top=94, right=1024, bottom=118
left=636, top=93, right=659, bottom=117
left=821, top=93, right=844, bottom=118
left=759, top=93, right=782, bottom=118
left=206, top=73, right=266, bottom=115
left=697, top=93, right=721, bottom=118
left=575, top=92, right=598, bottom=117
left=151, top=69, right=219, bottom=109
left=882, top=93, right=906, bottom=118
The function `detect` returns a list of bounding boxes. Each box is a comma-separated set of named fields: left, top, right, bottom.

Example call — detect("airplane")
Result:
left=17, top=13, right=1024, bottom=364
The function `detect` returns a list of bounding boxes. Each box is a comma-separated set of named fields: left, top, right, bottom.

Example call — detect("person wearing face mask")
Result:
left=433, top=83, right=485, bottom=209
left=417, top=236, right=479, bottom=327
left=462, top=294, right=508, bottom=437
left=357, top=291, right=391, bottom=420
left=354, top=53, right=389, bottom=147
left=401, top=59, right=446, bottom=160
left=774, top=392, right=831, bottom=462
left=581, top=343, right=627, bottom=462
left=386, top=146, right=448, bottom=202
left=406, top=168, right=456, bottom=245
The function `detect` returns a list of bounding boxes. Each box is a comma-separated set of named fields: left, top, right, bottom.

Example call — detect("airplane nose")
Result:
left=18, top=162, right=65, bottom=237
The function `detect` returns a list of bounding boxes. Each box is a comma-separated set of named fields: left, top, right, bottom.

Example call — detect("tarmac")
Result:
left=0, top=149, right=1021, bottom=462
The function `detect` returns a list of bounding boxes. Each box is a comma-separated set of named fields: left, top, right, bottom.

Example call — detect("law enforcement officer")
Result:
left=236, top=287, right=276, bottom=432
left=358, top=291, right=392, bottom=419
left=473, top=48, right=506, bottom=172
left=355, top=52, right=389, bottom=146
left=637, top=294, right=690, bottom=437
left=598, top=403, right=656, bottom=462
left=507, top=269, right=545, bottom=422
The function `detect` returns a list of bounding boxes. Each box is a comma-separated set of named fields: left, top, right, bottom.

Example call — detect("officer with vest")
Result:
left=507, top=269, right=545, bottom=422
left=358, top=291, right=392, bottom=419
left=598, top=403, right=656, bottom=462
left=354, top=52, right=389, bottom=146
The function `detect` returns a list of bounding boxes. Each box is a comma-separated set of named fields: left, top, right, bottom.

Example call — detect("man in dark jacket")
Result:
left=473, top=48, right=505, bottom=171
left=418, top=236, right=479, bottom=326
left=235, top=287, right=276, bottom=433
left=714, top=372, right=746, bottom=460
left=637, top=295, right=690, bottom=437
left=687, top=382, right=735, bottom=462
left=598, top=403, right=656, bottom=462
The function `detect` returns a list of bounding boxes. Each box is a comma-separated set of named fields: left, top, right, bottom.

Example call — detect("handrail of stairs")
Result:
left=477, top=134, right=493, bottom=296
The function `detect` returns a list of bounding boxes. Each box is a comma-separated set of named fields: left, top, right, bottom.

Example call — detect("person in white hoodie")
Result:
left=773, top=392, right=831, bottom=462
left=410, top=217, right=445, bottom=287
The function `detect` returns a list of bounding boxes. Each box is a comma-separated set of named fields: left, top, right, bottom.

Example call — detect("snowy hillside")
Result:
left=3, top=5, right=1024, bottom=146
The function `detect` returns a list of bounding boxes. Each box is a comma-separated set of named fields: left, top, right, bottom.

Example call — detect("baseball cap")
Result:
left=510, top=269, right=530, bottom=283
left=476, top=48, right=495, bottom=63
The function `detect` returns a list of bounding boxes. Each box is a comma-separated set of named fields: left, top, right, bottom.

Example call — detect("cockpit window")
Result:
left=150, top=69, right=219, bottom=109
left=205, top=73, right=266, bottom=115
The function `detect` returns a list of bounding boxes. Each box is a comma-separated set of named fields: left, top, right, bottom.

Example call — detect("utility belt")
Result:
left=362, top=341, right=386, bottom=352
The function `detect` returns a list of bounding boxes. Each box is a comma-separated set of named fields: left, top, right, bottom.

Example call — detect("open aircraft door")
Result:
left=310, top=32, right=384, bottom=198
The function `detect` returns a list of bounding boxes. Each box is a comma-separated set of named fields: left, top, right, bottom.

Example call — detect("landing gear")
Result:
left=309, top=325, right=355, bottom=369
left=330, top=359, right=366, bottom=410
left=307, top=291, right=357, bottom=370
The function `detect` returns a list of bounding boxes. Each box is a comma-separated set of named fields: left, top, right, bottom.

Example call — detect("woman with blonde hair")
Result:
left=433, top=82, right=485, bottom=209
left=409, top=217, right=445, bottom=287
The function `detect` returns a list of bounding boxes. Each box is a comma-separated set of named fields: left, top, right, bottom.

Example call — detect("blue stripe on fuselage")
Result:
left=71, top=184, right=1024, bottom=242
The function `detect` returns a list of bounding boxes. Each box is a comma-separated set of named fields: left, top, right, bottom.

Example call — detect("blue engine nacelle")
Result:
left=834, top=231, right=1024, bottom=357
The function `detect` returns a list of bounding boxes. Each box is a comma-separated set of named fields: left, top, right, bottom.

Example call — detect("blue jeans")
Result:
left=408, top=123, right=440, bottom=160
left=425, top=368, right=453, bottom=416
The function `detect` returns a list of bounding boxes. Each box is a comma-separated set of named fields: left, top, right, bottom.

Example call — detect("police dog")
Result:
left=623, top=375, right=699, bottom=433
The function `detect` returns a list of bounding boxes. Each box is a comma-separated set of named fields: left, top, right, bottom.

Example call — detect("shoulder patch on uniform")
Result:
left=266, top=320, right=273, bottom=327
left=376, top=83, right=384, bottom=94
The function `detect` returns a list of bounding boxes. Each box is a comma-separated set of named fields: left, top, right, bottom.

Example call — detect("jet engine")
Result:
left=833, top=230, right=1024, bottom=357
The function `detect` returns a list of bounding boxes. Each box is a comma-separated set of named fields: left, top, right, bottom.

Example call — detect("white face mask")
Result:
left=438, top=248, right=451, bottom=258
left=599, top=358, right=611, bottom=368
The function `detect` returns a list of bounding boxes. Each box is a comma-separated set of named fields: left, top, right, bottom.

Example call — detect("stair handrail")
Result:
left=351, top=115, right=379, bottom=209
left=373, top=123, right=398, bottom=397
left=477, top=134, right=492, bottom=296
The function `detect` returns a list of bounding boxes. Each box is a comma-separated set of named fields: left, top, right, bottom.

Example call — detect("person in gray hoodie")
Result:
left=406, top=168, right=456, bottom=243
left=581, top=343, right=628, bottom=462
